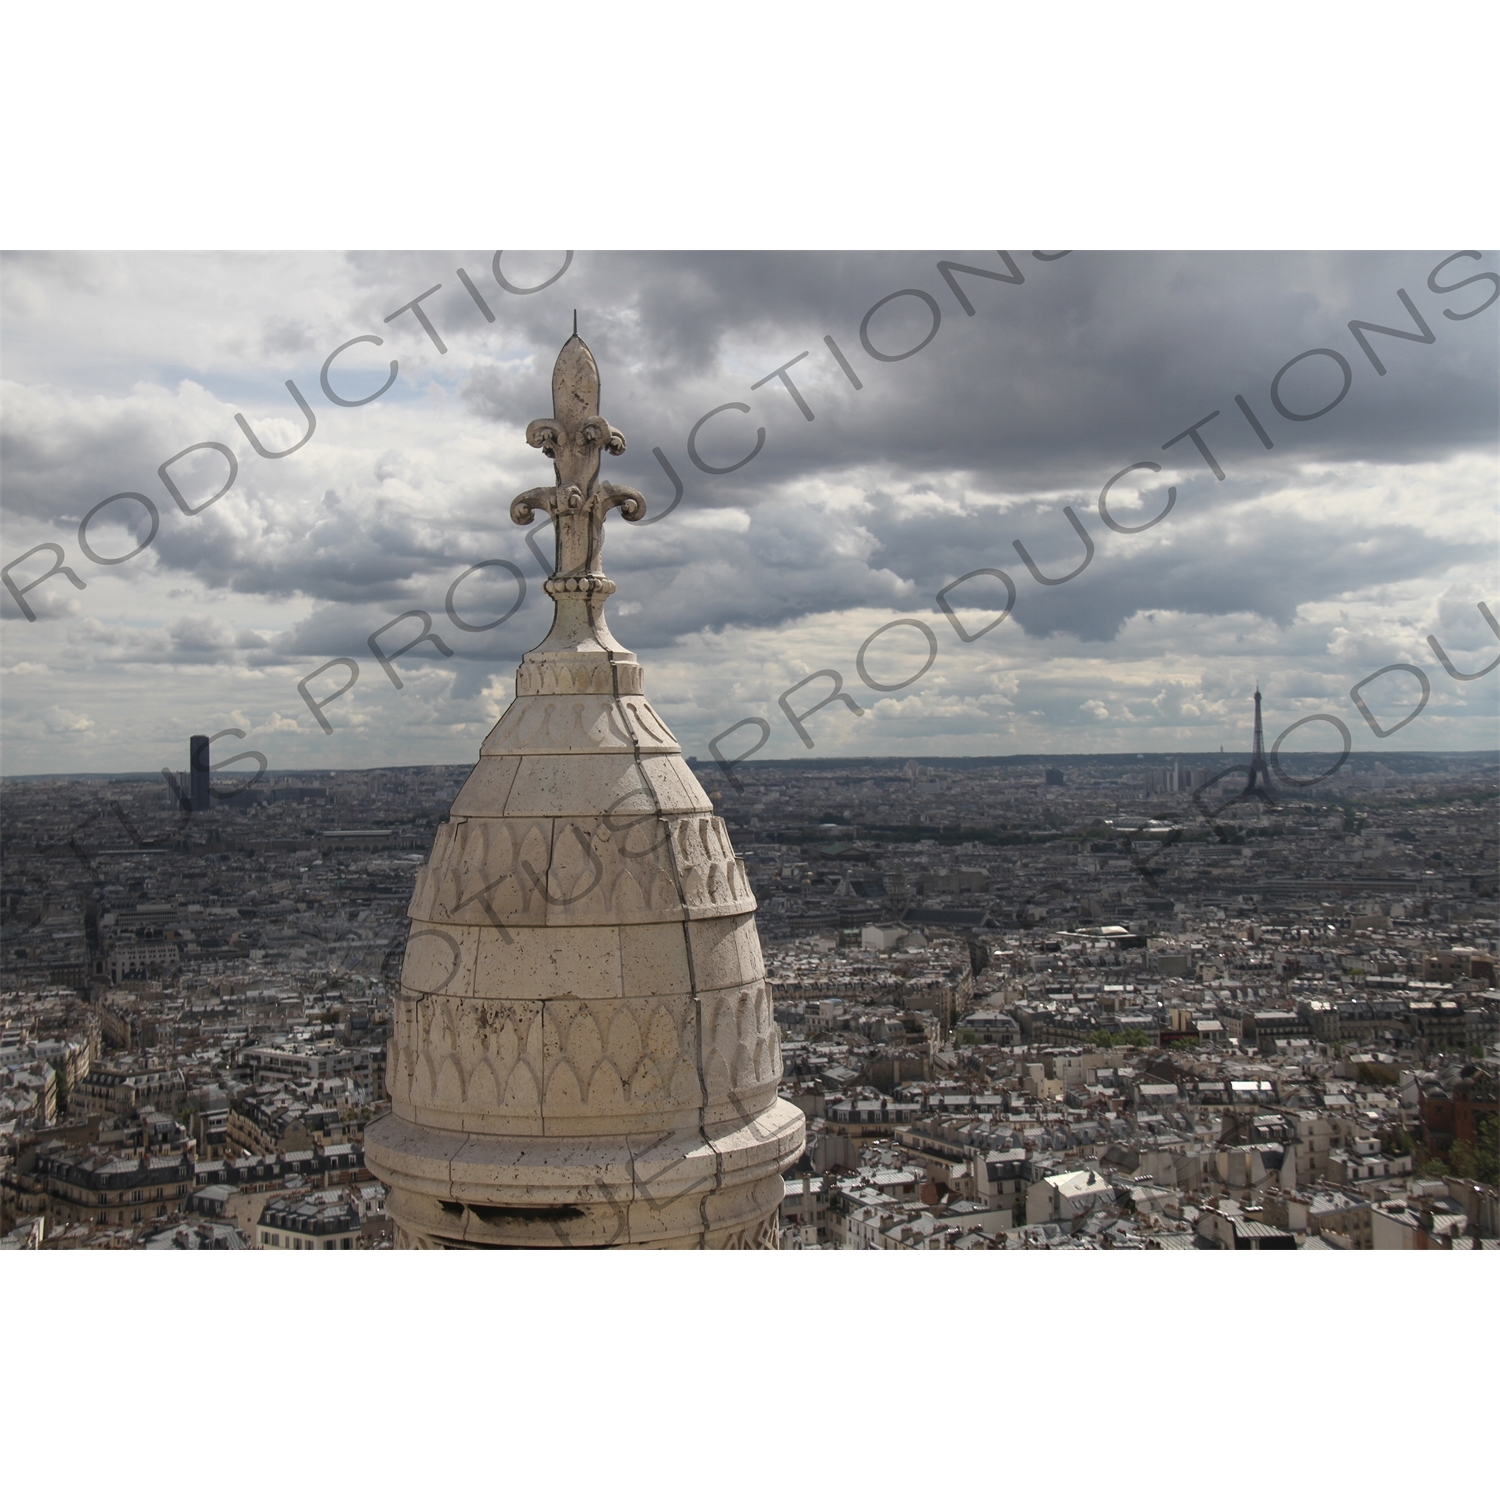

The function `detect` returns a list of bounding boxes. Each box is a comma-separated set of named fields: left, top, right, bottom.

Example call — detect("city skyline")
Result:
left=3, top=680, right=1481, bottom=786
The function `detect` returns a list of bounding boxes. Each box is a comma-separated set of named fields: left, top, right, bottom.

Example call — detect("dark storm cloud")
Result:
left=852, top=478, right=1471, bottom=644
left=454, top=250, right=1498, bottom=493
left=439, top=248, right=1498, bottom=651
left=9, top=249, right=1492, bottom=638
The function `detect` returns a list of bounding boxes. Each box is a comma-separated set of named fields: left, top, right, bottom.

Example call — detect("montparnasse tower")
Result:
left=364, top=330, right=805, bottom=1247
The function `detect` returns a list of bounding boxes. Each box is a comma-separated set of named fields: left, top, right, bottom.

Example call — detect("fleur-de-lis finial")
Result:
left=510, top=330, right=646, bottom=589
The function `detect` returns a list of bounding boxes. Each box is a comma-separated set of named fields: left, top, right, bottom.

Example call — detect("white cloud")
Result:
left=2, top=250, right=1496, bottom=772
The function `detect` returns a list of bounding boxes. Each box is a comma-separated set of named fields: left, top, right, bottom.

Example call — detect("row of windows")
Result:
left=92, top=1208, right=146, bottom=1225
left=260, top=1232, right=357, bottom=1249
left=92, top=1186, right=180, bottom=1206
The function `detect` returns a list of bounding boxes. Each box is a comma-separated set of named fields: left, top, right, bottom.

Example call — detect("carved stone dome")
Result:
left=364, top=333, right=804, bottom=1247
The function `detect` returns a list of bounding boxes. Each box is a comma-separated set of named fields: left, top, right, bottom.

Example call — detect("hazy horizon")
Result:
left=6, top=746, right=1494, bottom=784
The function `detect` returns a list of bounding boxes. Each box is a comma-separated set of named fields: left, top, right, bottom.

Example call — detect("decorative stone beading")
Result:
left=364, top=330, right=804, bottom=1247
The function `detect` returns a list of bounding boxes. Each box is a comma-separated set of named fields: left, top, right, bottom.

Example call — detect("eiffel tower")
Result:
left=1235, top=684, right=1276, bottom=805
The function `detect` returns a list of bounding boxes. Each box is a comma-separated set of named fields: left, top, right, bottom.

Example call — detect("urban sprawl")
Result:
left=2, top=739, right=1496, bottom=1250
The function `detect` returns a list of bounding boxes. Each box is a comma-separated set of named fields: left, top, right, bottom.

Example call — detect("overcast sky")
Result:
left=2, top=249, right=1496, bottom=777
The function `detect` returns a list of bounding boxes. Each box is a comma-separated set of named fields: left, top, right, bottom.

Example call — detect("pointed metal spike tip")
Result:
left=573, top=308, right=577, bottom=336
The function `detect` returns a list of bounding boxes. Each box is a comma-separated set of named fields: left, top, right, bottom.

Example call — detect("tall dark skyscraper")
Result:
left=189, top=734, right=211, bottom=813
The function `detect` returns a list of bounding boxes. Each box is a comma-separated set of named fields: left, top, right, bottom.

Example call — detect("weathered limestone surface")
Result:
left=364, top=333, right=803, bottom=1246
